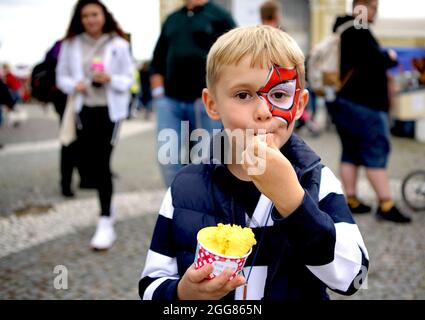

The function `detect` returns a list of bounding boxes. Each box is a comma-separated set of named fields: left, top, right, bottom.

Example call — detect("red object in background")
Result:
left=300, top=108, right=311, bottom=122
left=5, top=72, right=21, bottom=91
left=412, top=57, right=425, bottom=85
left=20, top=87, right=30, bottom=102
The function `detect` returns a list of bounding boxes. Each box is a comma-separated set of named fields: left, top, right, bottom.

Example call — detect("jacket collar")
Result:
left=281, top=133, right=321, bottom=178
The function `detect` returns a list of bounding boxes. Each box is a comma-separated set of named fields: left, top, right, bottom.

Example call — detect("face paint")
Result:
left=256, top=64, right=301, bottom=125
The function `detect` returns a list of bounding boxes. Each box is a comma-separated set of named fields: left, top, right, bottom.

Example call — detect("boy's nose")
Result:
left=255, top=96, right=272, bottom=122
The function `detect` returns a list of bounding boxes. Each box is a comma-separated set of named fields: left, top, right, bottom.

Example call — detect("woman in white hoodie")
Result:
left=57, top=0, right=134, bottom=250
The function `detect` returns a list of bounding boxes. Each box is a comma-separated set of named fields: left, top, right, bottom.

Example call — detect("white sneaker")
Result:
left=90, top=216, right=116, bottom=250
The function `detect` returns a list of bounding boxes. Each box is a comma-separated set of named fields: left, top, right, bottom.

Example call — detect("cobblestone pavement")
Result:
left=0, top=103, right=424, bottom=300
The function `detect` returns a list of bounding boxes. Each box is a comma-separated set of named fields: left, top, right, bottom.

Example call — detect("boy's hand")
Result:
left=177, top=264, right=246, bottom=300
left=242, top=134, right=305, bottom=218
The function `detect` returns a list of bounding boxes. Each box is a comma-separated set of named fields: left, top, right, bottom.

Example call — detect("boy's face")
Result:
left=203, top=56, right=308, bottom=150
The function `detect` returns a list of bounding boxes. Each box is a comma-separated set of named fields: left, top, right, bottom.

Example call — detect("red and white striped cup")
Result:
left=194, top=236, right=252, bottom=280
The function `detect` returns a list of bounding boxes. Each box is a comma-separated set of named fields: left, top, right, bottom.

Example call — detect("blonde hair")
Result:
left=206, top=25, right=305, bottom=92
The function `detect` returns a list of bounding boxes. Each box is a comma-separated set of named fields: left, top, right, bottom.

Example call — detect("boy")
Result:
left=139, top=25, right=369, bottom=300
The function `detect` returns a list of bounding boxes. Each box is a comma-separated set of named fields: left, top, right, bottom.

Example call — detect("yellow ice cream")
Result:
left=198, top=223, right=257, bottom=257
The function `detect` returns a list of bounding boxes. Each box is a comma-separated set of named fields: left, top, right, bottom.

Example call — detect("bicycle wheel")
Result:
left=401, top=170, right=425, bottom=211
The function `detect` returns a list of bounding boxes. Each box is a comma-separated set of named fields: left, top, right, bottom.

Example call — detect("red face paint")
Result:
left=256, top=65, right=301, bottom=125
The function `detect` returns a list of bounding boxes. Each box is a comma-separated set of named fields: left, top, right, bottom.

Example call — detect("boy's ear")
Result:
left=202, top=88, right=221, bottom=121
left=294, top=89, right=309, bottom=120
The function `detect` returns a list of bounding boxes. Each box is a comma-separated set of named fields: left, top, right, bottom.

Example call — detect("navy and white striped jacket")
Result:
left=139, top=134, right=369, bottom=300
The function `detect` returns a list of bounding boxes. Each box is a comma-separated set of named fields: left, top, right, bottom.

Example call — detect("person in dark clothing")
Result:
left=139, top=25, right=369, bottom=301
left=0, top=78, right=16, bottom=126
left=328, top=0, right=411, bottom=222
left=138, top=61, right=153, bottom=119
left=43, top=40, right=78, bottom=198
left=0, top=78, right=15, bottom=109
left=150, top=0, right=236, bottom=187
left=45, top=41, right=69, bottom=119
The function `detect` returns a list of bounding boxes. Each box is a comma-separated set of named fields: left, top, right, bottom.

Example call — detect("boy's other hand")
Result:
left=242, top=133, right=305, bottom=218
left=177, top=264, right=246, bottom=300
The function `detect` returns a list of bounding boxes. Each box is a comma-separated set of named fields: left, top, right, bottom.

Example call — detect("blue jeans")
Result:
left=154, top=96, right=222, bottom=187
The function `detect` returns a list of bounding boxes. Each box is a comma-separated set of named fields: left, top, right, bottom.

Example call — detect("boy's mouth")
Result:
left=252, top=127, right=280, bottom=136
left=253, top=131, right=272, bottom=136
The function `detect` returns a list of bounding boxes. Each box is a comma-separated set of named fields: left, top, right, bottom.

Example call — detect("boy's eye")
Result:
left=267, top=80, right=296, bottom=110
left=270, top=91, right=286, bottom=99
left=268, top=89, right=290, bottom=103
left=235, top=92, right=252, bottom=100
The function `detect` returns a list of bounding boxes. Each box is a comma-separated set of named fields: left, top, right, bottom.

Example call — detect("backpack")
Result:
left=307, top=20, right=354, bottom=100
left=30, top=41, right=61, bottom=103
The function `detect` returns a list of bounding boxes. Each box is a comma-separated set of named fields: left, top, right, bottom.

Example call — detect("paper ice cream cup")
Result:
left=194, top=234, right=252, bottom=281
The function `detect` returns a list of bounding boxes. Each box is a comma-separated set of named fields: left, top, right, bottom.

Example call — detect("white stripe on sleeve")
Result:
left=159, top=188, right=174, bottom=219
left=141, top=249, right=179, bottom=279
left=142, top=276, right=179, bottom=300
left=306, top=222, right=368, bottom=292
left=318, top=167, right=344, bottom=201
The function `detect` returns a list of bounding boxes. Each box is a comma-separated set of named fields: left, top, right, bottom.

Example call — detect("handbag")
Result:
left=59, top=94, right=77, bottom=146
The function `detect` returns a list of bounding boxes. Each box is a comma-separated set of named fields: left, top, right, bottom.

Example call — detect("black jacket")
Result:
left=151, top=2, right=236, bottom=101
left=334, top=15, right=398, bottom=111
left=139, top=134, right=369, bottom=300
